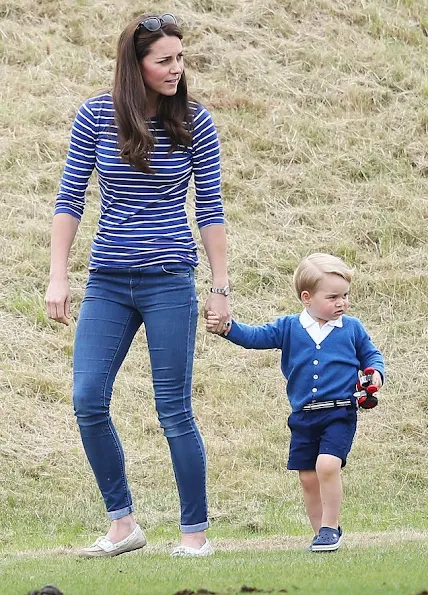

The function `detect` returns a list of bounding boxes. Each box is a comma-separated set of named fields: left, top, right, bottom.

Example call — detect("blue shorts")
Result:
left=287, top=405, right=357, bottom=470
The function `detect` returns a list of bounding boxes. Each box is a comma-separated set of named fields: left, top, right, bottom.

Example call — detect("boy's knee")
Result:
left=299, top=470, right=318, bottom=491
left=316, top=454, right=342, bottom=477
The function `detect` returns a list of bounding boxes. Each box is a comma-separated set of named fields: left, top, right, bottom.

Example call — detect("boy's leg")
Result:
left=287, top=411, right=322, bottom=540
left=316, top=406, right=357, bottom=529
left=310, top=407, right=356, bottom=551
left=299, top=470, right=322, bottom=534
left=315, top=454, right=342, bottom=529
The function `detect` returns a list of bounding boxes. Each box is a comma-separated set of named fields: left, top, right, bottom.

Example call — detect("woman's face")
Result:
left=140, top=35, right=184, bottom=106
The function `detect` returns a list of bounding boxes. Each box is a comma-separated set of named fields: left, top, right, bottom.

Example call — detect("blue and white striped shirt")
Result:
left=55, top=93, right=225, bottom=269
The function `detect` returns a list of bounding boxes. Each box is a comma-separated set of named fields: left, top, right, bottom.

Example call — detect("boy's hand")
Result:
left=204, top=293, right=231, bottom=335
left=371, top=370, right=383, bottom=389
left=357, top=367, right=382, bottom=409
left=206, top=311, right=229, bottom=335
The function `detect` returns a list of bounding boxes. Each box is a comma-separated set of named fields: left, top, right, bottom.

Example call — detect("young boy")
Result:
left=206, top=253, right=384, bottom=552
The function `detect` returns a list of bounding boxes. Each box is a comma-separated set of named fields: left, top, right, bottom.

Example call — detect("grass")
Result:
left=1, top=0, right=428, bottom=593
left=2, top=541, right=427, bottom=595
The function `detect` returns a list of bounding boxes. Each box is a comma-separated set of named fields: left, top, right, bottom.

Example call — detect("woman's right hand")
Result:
left=45, top=276, right=71, bottom=325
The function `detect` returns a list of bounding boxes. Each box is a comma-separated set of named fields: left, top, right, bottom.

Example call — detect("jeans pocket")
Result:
left=161, top=264, right=192, bottom=277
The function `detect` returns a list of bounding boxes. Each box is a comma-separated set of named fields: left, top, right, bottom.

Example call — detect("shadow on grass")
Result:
left=27, top=586, right=64, bottom=595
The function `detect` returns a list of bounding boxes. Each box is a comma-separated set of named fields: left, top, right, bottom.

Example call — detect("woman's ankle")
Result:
left=180, top=530, right=206, bottom=548
left=106, top=515, right=137, bottom=542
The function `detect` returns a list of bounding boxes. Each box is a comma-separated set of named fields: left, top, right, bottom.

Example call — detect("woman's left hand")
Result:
left=204, top=294, right=232, bottom=335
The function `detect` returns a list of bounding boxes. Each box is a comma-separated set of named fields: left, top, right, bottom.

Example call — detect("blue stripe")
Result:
left=55, top=93, right=225, bottom=268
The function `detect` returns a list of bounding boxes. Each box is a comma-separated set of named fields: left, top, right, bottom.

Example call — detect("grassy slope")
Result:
left=0, top=0, right=427, bottom=563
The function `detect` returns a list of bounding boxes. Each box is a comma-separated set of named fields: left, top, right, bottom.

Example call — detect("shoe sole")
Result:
left=311, top=535, right=343, bottom=552
left=171, top=541, right=213, bottom=557
left=80, top=539, right=147, bottom=558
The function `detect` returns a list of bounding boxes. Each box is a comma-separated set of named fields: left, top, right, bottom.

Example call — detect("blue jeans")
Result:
left=73, top=264, right=208, bottom=533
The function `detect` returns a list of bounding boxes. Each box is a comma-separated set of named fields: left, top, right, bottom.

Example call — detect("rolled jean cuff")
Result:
left=108, top=505, right=134, bottom=521
left=180, top=521, right=209, bottom=533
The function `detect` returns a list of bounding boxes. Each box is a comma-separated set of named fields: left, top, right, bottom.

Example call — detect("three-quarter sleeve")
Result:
left=191, top=107, right=225, bottom=228
left=54, top=101, right=98, bottom=220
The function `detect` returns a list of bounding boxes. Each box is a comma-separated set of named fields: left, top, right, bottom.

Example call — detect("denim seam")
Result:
left=161, top=264, right=191, bottom=277
left=102, top=309, right=136, bottom=511
left=181, top=282, right=208, bottom=529
left=130, top=273, right=136, bottom=308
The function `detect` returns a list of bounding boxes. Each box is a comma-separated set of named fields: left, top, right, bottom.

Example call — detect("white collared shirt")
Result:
left=299, top=309, right=343, bottom=345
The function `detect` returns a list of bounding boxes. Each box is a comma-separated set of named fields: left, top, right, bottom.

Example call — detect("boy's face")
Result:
left=301, top=273, right=350, bottom=325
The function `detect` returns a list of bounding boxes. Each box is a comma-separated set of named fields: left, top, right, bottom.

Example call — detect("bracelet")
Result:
left=210, top=285, right=230, bottom=296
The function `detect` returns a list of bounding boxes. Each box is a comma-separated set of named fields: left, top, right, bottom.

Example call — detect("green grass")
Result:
left=2, top=542, right=427, bottom=595
left=1, top=0, right=428, bottom=593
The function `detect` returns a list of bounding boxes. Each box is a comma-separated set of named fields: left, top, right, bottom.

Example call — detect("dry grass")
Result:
left=1, top=0, right=427, bottom=540
left=10, top=529, right=428, bottom=558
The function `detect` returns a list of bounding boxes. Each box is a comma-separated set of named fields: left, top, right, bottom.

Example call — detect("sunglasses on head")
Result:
left=136, top=13, right=177, bottom=32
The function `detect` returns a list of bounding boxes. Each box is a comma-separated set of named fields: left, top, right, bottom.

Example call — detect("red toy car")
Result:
left=355, top=367, right=379, bottom=409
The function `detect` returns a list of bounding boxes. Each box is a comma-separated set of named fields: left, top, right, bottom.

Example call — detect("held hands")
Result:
left=204, top=289, right=231, bottom=335
left=45, top=276, right=71, bottom=326
left=204, top=291, right=232, bottom=336
left=206, top=310, right=229, bottom=335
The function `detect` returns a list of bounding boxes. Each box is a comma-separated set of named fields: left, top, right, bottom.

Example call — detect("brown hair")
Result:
left=112, top=14, right=193, bottom=173
left=293, top=253, right=353, bottom=299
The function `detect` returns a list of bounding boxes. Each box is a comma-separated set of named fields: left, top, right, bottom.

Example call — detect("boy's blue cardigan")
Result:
left=225, top=314, right=385, bottom=412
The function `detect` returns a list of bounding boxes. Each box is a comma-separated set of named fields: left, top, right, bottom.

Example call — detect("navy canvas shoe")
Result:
left=311, top=526, right=343, bottom=552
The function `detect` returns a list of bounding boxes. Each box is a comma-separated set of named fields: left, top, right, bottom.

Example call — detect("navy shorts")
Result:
left=287, top=405, right=357, bottom=470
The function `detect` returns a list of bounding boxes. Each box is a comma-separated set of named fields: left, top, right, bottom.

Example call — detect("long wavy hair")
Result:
left=112, top=13, right=193, bottom=173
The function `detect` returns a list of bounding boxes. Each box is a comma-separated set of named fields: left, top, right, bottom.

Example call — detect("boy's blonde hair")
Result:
left=293, top=253, right=353, bottom=299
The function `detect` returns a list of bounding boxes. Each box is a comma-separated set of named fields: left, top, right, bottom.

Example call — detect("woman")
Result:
left=45, top=12, right=231, bottom=558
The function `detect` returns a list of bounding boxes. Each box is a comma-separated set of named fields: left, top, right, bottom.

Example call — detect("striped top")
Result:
left=55, top=93, right=225, bottom=269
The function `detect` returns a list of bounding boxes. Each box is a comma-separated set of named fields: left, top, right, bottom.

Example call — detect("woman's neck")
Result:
left=146, top=90, right=158, bottom=118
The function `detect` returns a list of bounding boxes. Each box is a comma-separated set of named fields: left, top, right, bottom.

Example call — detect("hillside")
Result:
left=0, top=0, right=427, bottom=546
